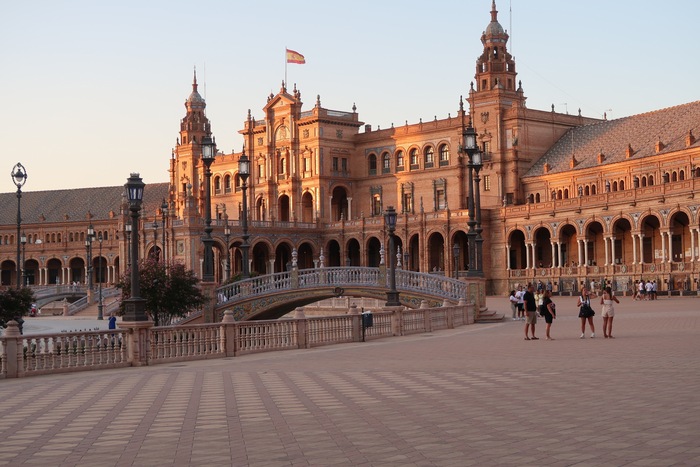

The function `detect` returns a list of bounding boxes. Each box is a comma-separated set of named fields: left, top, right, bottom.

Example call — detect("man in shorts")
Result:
left=523, top=283, right=539, bottom=340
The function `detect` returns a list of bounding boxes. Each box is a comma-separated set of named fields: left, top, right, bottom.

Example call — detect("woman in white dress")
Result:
left=600, top=286, right=620, bottom=338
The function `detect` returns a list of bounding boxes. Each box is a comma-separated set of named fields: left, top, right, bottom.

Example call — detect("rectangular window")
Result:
left=342, top=158, right=348, bottom=172
left=483, top=174, right=491, bottom=191
left=403, top=193, right=413, bottom=213
left=332, top=157, right=339, bottom=171
left=436, top=189, right=446, bottom=210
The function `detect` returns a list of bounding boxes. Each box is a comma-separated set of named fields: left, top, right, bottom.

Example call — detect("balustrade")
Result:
left=1, top=303, right=472, bottom=379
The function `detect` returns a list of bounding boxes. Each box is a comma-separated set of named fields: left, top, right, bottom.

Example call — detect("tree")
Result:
left=116, top=258, right=207, bottom=326
left=0, top=287, right=35, bottom=332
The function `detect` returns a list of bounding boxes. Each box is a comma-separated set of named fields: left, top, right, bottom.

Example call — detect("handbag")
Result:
left=579, top=303, right=595, bottom=318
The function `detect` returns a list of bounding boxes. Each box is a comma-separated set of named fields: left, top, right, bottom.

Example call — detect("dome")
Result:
left=485, top=20, right=504, bottom=37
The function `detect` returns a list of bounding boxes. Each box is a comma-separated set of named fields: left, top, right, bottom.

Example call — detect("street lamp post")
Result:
left=161, top=199, right=168, bottom=262
left=86, top=224, right=94, bottom=290
left=452, top=242, right=460, bottom=279
left=97, top=232, right=104, bottom=320
left=201, top=135, right=217, bottom=282
left=125, top=223, right=132, bottom=268
left=123, top=173, right=147, bottom=321
left=223, top=218, right=231, bottom=281
left=459, top=116, right=484, bottom=277
left=238, top=147, right=251, bottom=278
left=20, top=232, right=27, bottom=286
left=384, top=206, right=401, bottom=306
left=11, top=163, right=27, bottom=288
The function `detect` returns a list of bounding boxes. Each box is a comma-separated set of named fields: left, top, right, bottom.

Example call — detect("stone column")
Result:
left=506, top=245, right=511, bottom=270
left=611, top=236, right=616, bottom=265
left=525, top=243, right=531, bottom=269
left=584, top=240, right=590, bottom=266
left=550, top=243, right=556, bottom=268
left=577, top=239, right=583, bottom=266
left=661, top=232, right=667, bottom=263
left=691, top=228, right=697, bottom=262
left=557, top=241, right=563, bottom=268
left=347, top=197, right=352, bottom=220
left=119, top=320, right=154, bottom=366
left=604, top=237, right=610, bottom=266
left=632, top=234, right=638, bottom=264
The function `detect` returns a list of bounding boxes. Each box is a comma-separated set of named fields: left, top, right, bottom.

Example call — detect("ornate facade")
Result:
left=1, top=1, right=698, bottom=298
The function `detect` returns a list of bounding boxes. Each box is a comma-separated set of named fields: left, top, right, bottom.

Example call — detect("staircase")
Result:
left=475, top=306, right=505, bottom=323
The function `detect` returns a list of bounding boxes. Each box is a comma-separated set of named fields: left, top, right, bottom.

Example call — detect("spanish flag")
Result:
left=286, top=48, right=305, bottom=64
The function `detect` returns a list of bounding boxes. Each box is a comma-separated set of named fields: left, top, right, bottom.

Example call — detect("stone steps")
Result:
left=475, top=307, right=505, bottom=323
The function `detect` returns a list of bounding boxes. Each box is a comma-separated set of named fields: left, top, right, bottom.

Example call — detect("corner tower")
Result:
left=172, top=70, right=213, bottom=218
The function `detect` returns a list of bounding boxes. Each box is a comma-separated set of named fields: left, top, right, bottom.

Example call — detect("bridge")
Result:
left=213, top=267, right=478, bottom=321
left=31, top=285, right=87, bottom=308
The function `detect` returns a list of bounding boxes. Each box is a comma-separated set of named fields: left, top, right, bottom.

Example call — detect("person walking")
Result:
left=509, top=290, right=518, bottom=320
left=542, top=289, right=556, bottom=340
left=523, top=284, right=539, bottom=340
left=600, top=286, right=619, bottom=338
left=577, top=286, right=596, bottom=338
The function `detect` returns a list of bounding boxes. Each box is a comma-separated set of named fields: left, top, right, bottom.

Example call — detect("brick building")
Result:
left=1, top=1, right=698, bottom=298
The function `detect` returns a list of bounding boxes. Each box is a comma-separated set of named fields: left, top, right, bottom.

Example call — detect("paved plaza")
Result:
left=0, top=295, right=698, bottom=466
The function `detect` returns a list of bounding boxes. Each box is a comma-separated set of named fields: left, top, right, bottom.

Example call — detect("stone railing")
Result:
left=216, top=267, right=466, bottom=306
left=0, top=301, right=473, bottom=379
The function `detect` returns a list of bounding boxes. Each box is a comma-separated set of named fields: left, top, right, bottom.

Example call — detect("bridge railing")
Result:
left=1, top=302, right=474, bottom=378
left=216, top=267, right=466, bottom=307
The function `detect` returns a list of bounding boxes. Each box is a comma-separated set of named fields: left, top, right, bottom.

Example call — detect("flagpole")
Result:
left=284, top=47, right=287, bottom=88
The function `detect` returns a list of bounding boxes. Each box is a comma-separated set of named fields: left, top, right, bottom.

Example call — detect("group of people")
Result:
left=634, top=279, right=657, bottom=300
left=509, top=281, right=619, bottom=340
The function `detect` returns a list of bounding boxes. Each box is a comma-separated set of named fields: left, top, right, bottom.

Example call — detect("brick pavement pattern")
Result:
left=1, top=297, right=698, bottom=466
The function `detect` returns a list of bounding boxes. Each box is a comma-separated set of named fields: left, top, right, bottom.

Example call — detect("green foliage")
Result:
left=0, top=287, right=35, bottom=327
left=116, top=257, right=207, bottom=326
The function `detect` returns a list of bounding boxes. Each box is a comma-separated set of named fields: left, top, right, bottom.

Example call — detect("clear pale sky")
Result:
left=2, top=0, right=698, bottom=192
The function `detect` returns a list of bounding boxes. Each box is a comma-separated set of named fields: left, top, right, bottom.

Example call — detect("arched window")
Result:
left=439, top=144, right=449, bottom=166
left=649, top=175, right=654, bottom=186
left=368, top=154, right=377, bottom=175
left=584, top=186, right=590, bottom=196
left=619, top=180, right=625, bottom=190
left=424, top=146, right=434, bottom=168
left=535, top=193, right=540, bottom=203
left=528, top=194, right=534, bottom=203
left=409, top=149, right=419, bottom=169
left=564, top=189, right=569, bottom=199
left=224, top=174, right=231, bottom=193
left=214, top=176, right=221, bottom=194
left=381, top=152, right=391, bottom=173
left=557, top=189, right=563, bottom=199
left=591, top=185, right=597, bottom=195
left=396, top=151, right=404, bottom=172
left=672, top=171, right=678, bottom=182
left=680, top=170, right=685, bottom=180
left=235, top=174, right=241, bottom=191
left=641, top=176, right=647, bottom=187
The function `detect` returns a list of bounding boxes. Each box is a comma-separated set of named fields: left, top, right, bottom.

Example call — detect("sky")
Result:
left=2, top=0, right=698, bottom=193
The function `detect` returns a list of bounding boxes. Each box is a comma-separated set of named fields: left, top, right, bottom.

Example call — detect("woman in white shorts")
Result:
left=600, top=286, right=619, bottom=338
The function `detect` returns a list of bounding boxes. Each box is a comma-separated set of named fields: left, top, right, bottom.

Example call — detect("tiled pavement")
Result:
left=1, top=296, right=699, bottom=466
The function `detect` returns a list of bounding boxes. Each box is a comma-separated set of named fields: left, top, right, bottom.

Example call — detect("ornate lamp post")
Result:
left=473, top=152, right=484, bottom=276
left=20, top=232, right=27, bottom=286
left=161, top=199, right=168, bottom=262
left=201, top=135, right=217, bottom=282
left=452, top=242, right=460, bottom=279
left=86, top=224, right=94, bottom=290
left=125, top=223, right=132, bottom=268
left=460, top=117, right=484, bottom=277
left=97, top=232, right=104, bottom=320
left=384, top=206, right=400, bottom=306
left=223, top=218, right=231, bottom=280
left=123, top=173, right=147, bottom=321
left=11, top=163, right=27, bottom=288
left=238, top=147, right=251, bottom=278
